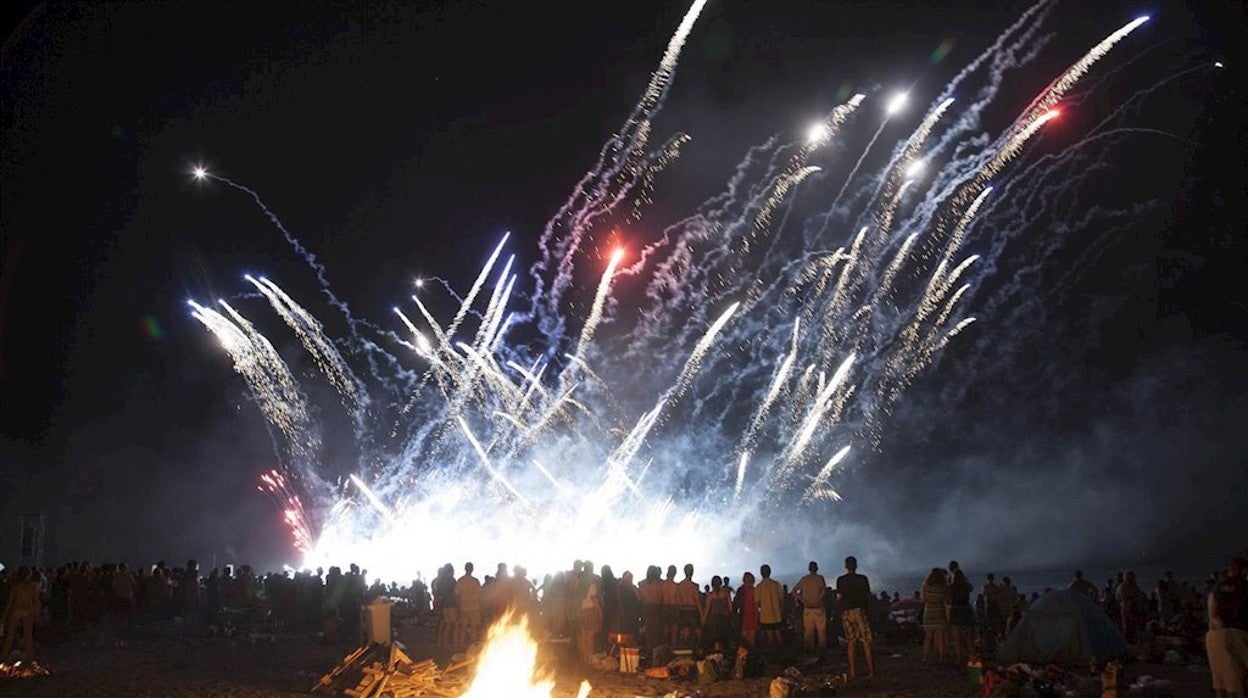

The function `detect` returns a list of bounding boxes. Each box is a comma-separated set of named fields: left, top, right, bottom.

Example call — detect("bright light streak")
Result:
left=349, top=474, right=396, bottom=522
left=885, top=91, right=908, bottom=115
left=905, top=158, right=925, bottom=178
left=1214, top=61, right=1224, bottom=69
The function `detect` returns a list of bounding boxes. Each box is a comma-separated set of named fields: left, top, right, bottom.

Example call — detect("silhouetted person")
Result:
left=836, top=556, right=875, bottom=679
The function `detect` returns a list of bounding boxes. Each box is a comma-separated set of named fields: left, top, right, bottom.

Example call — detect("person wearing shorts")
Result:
left=837, top=556, right=875, bottom=680
left=756, top=564, right=784, bottom=647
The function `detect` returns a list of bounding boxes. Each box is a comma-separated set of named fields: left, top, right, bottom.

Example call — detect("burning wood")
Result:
left=312, top=611, right=592, bottom=697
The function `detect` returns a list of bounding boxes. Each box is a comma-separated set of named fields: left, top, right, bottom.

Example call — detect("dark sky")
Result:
left=1, top=0, right=1245, bottom=578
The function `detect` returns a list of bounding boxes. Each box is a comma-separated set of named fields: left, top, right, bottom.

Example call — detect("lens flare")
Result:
left=885, top=91, right=909, bottom=115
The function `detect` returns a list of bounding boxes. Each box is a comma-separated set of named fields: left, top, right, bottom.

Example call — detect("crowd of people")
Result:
left=2, top=552, right=1245, bottom=694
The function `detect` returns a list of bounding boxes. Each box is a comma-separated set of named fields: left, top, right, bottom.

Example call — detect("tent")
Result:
left=997, top=589, right=1130, bottom=664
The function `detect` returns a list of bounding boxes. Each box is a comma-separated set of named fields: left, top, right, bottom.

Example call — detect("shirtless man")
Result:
left=2, top=567, right=40, bottom=657
left=794, top=561, right=827, bottom=652
left=676, top=564, right=702, bottom=647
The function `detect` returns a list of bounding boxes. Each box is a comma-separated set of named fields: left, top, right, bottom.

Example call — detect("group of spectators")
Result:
left=0, top=559, right=386, bottom=653
left=3, top=552, right=1245, bottom=694
left=427, top=557, right=878, bottom=679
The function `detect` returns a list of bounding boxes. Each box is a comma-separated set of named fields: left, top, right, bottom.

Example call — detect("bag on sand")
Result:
left=696, top=655, right=722, bottom=684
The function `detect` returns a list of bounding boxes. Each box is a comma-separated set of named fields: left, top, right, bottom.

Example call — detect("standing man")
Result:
left=456, top=562, right=483, bottom=647
left=836, top=556, right=875, bottom=680
left=756, top=564, right=784, bottom=647
left=676, top=564, right=702, bottom=647
left=795, top=561, right=827, bottom=653
left=432, top=564, right=459, bottom=651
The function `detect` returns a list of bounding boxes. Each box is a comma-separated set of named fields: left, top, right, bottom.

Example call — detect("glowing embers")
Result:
left=0, top=660, right=51, bottom=678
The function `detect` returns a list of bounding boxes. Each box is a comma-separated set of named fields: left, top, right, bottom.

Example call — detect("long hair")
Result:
left=923, top=567, right=947, bottom=588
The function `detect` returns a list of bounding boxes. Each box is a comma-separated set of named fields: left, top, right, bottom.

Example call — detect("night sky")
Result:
left=2, top=0, right=1245, bottom=581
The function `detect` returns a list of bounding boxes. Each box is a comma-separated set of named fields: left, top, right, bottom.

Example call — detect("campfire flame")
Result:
left=461, top=611, right=591, bottom=697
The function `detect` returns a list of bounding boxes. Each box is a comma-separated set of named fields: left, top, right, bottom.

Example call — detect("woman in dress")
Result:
left=735, top=571, right=760, bottom=647
left=921, top=567, right=949, bottom=662
left=945, top=564, right=975, bottom=663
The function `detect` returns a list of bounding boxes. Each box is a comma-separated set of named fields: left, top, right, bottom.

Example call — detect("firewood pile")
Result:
left=311, top=642, right=475, bottom=697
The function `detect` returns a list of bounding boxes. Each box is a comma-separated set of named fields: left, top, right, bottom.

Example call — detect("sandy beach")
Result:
left=1, top=616, right=1211, bottom=697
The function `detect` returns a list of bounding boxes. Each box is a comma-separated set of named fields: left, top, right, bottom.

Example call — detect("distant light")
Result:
left=885, top=92, right=909, bottom=115
left=905, top=158, right=925, bottom=178
left=414, top=278, right=425, bottom=288
left=806, top=123, right=829, bottom=145
left=610, top=247, right=626, bottom=265
left=192, top=166, right=208, bottom=180
left=1214, top=61, right=1224, bottom=69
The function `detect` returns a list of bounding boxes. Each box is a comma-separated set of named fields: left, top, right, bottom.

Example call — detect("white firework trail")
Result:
left=248, top=276, right=362, bottom=414
left=783, top=352, right=855, bottom=472
left=1013, top=16, right=1151, bottom=137
left=480, top=275, right=517, bottom=353
left=670, top=301, right=741, bottom=400
left=189, top=301, right=311, bottom=449
left=734, top=451, right=750, bottom=500
left=411, top=294, right=456, bottom=358
left=471, top=257, right=515, bottom=352
left=457, top=416, right=529, bottom=504
left=939, top=186, right=994, bottom=270
left=937, top=317, right=978, bottom=350
left=802, top=445, right=852, bottom=503
left=870, top=232, right=919, bottom=309
left=532, top=461, right=572, bottom=499
left=934, top=283, right=973, bottom=328
left=571, top=248, right=625, bottom=363
left=979, top=109, right=1062, bottom=183
left=446, top=233, right=510, bottom=342
left=350, top=474, right=396, bottom=522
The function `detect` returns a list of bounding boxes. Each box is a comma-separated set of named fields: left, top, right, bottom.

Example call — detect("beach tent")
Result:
left=997, top=589, right=1129, bottom=664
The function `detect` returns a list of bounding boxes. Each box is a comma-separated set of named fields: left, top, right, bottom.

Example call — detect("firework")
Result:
left=188, top=3, right=1161, bottom=580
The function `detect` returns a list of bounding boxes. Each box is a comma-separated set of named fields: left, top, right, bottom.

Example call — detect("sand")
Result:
left=0, top=618, right=1211, bottom=697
